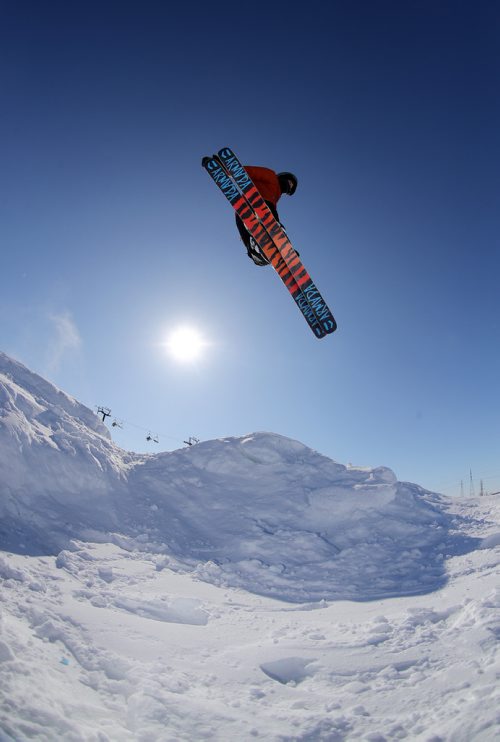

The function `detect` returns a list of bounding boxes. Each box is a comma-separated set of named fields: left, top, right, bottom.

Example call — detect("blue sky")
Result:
left=1, top=1, right=499, bottom=496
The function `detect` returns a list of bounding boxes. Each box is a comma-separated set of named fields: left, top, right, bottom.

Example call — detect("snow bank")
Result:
left=0, top=353, right=498, bottom=741
left=0, top=352, right=133, bottom=555
left=0, top=352, right=478, bottom=601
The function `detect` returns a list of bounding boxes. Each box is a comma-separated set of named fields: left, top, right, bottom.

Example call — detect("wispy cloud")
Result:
left=45, top=311, right=82, bottom=374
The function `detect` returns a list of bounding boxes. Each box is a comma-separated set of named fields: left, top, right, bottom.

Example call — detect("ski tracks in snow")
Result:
left=0, top=496, right=499, bottom=741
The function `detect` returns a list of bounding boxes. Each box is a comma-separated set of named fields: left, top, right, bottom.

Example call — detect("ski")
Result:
left=202, top=148, right=336, bottom=338
left=203, top=153, right=326, bottom=337
left=217, top=148, right=336, bottom=336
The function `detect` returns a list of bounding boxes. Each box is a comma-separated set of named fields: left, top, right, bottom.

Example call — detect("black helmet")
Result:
left=278, top=172, right=298, bottom=196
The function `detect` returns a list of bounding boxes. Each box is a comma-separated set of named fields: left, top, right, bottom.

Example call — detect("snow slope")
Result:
left=0, top=351, right=478, bottom=602
left=0, top=351, right=499, bottom=740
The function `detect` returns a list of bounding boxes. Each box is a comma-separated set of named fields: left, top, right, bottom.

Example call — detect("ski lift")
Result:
left=111, top=419, right=123, bottom=429
left=146, top=432, right=159, bottom=443
left=96, top=406, right=111, bottom=422
left=184, top=436, right=200, bottom=447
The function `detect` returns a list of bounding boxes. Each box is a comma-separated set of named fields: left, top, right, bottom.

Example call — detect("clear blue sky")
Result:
left=1, top=1, right=499, bottom=496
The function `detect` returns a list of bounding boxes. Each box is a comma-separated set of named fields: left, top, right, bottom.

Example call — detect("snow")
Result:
left=0, top=350, right=499, bottom=740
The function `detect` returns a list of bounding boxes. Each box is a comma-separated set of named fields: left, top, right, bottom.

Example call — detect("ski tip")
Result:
left=201, top=156, right=211, bottom=168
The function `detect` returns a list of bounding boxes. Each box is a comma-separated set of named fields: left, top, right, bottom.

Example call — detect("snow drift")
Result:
left=1, top=352, right=499, bottom=741
left=0, top=351, right=477, bottom=602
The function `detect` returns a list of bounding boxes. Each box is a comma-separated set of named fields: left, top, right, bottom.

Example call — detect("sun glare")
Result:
left=166, top=326, right=207, bottom=362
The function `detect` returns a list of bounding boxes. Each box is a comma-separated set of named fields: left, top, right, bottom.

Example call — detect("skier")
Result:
left=235, top=167, right=298, bottom=266
left=202, top=148, right=336, bottom=337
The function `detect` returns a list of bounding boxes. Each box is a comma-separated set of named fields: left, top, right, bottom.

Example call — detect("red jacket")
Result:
left=245, top=166, right=282, bottom=207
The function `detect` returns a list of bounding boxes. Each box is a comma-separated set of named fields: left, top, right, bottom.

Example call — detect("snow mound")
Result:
left=0, top=351, right=133, bottom=555
left=0, top=352, right=479, bottom=602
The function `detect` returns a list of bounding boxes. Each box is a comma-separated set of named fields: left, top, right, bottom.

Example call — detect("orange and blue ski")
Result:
left=203, top=153, right=326, bottom=338
left=217, top=148, right=336, bottom=337
left=202, top=148, right=337, bottom=338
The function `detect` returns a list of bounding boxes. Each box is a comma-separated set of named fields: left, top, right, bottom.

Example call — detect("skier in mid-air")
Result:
left=202, top=147, right=336, bottom=337
left=235, top=167, right=298, bottom=266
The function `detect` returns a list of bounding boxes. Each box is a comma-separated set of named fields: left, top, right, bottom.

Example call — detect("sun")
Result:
left=165, top=326, right=207, bottom=362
